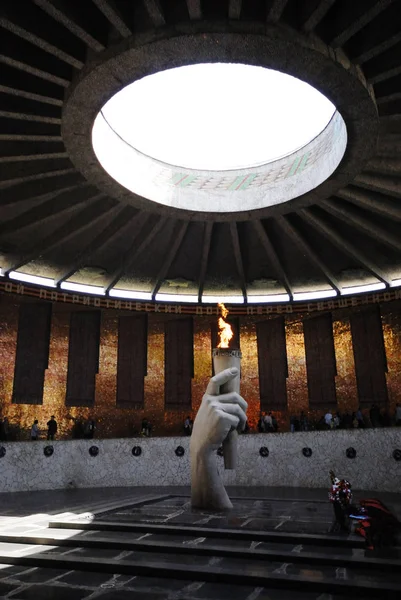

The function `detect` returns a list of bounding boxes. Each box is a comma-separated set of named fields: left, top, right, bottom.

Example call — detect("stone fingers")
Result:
left=206, top=368, right=239, bottom=396
left=216, top=391, right=248, bottom=412
left=215, top=409, right=240, bottom=431
left=217, top=402, right=247, bottom=430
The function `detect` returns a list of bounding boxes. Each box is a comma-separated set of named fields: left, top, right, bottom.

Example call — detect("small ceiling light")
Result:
left=61, top=282, right=105, bottom=295
left=293, top=290, right=337, bottom=301
left=9, top=271, right=56, bottom=287
left=201, top=295, right=244, bottom=304
left=341, top=282, right=386, bottom=295
left=109, top=289, right=152, bottom=300
left=247, top=294, right=290, bottom=303
left=155, top=293, right=198, bottom=303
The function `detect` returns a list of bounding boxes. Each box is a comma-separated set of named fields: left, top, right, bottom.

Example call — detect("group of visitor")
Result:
left=328, top=469, right=400, bottom=552
left=257, top=412, right=278, bottom=433
left=1, top=415, right=57, bottom=441
left=290, top=402, right=401, bottom=432
left=1, top=402, right=400, bottom=442
left=70, top=417, right=96, bottom=439
left=0, top=415, right=98, bottom=441
left=184, top=416, right=194, bottom=435
left=34, top=416, right=57, bottom=440
left=0, top=416, right=9, bottom=441
left=140, top=418, right=152, bottom=437
left=290, top=411, right=309, bottom=432
left=29, top=416, right=57, bottom=440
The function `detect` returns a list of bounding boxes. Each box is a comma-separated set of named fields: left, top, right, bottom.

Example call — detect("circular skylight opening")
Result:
left=99, top=63, right=335, bottom=171
left=92, top=63, right=347, bottom=214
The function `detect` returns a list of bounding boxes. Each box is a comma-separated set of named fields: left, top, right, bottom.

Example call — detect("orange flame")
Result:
left=217, top=303, right=233, bottom=348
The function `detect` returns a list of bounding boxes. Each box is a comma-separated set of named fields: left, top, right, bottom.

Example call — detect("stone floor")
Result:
left=0, top=486, right=400, bottom=599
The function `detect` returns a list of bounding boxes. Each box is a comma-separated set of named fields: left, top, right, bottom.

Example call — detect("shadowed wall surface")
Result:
left=1, top=292, right=401, bottom=439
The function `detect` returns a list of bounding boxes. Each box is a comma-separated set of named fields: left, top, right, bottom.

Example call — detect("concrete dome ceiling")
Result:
left=1, top=0, right=401, bottom=303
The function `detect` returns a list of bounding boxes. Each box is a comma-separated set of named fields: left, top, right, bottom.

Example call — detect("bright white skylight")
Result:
left=100, top=63, right=335, bottom=171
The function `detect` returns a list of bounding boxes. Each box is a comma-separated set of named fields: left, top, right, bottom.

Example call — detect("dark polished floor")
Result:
left=0, top=486, right=400, bottom=600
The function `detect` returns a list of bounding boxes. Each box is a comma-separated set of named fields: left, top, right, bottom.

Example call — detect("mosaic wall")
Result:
left=1, top=293, right=401, bottom=440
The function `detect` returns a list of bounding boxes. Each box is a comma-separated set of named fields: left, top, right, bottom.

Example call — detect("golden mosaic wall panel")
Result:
left=1, top=294, right=401, bottom=439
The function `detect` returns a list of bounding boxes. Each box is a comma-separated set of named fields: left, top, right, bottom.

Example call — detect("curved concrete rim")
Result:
left=92, top=109, right=348, bottom=214
left=63, top=26, right=379, bottom=222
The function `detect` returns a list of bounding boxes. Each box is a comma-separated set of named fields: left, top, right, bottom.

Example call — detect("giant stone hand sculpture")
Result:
left=190, top=368, right=248, bottom=510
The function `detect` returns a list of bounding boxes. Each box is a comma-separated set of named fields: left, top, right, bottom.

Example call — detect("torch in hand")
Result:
left=212, top=304, right=243, bottom=470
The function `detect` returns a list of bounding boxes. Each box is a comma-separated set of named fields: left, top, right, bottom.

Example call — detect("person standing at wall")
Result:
left=140, top=418, right=152, bottom=437
left=30, top=420, right=39, bottom=440
left=370, top=404, right=381, bottom=428
left=329, top=470, right=352, bottom=532
left=184, top=416, right=192, bottom=436
left=356, top=406, right=365, bottom=428
left=324, top=411, right=333, bottom=429
left=300, top=411, right=308, bottom=431
left=263, top=412, right=273, bottom=432
left=395, top=403, right=401, bottom=426
left=0, top=417, right=9, bottom=441
left=47, top=416, right=57, bottom=440
left=83, top=419, right=95, bottom=439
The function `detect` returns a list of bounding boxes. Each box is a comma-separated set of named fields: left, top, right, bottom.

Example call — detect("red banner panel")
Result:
left=350, top=305, right=388, bottom=406
left=256, top=317, right=288, bottom=410
left=165, top=318, right=194, bottom=408
left=12, top=302, right=52, bottom=405
left=303, top=312, right=337, bottom=409
left=65, top=310, right=101, bottom=407
left=116, top=315, right=147, bottom=408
